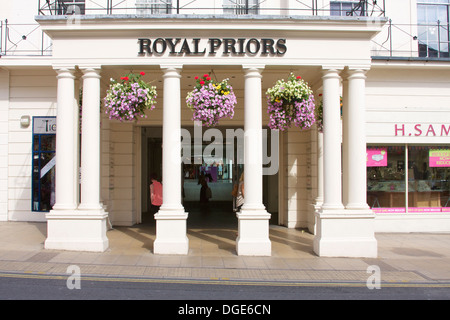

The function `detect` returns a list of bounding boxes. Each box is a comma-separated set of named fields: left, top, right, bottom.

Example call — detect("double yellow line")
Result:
left=1, top=271, right=450, bottom=288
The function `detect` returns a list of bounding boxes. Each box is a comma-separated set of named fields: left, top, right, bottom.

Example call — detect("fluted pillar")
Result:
left=236, top=65, right=271, bottom=256
left=154, top=65, right=189, bottom=255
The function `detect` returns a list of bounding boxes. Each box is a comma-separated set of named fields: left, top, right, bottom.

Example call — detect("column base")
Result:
left=45, top=208, right=109, bottom=252
left=236, top=209, right=271, bottom=256
left=154, top=209, right=189, bottom=255
left=313, top=208, right=377, bottom=258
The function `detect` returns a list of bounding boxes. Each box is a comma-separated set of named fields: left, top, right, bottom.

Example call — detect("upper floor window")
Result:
left=330, top=1, right=363, bottom=16
left=223, top=0, right=259, bottom=15
left=136, top=0, right=173, bottom=14
left=57, top=0, right=86, bottom=15
left=417, top=0, right=450, bottom=58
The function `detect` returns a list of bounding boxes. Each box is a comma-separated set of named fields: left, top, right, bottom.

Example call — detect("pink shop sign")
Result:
left=372, top=208, right=405, bottom=213
left=367, top=148, right=387, bottom=167
left=429, top=149, right=450, bottom=167
left=373, top=207, right=450, bottom=213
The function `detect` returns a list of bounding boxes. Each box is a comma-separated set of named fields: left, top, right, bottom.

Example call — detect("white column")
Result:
left=321, top=69, right=344, bottom=210
left=79, top=68, right=103, bottom=210
left=236, top=65, right=271, bottom=256
left=343, top=69, right=370, bottom=210
left=154, top=65, right=189, bottom=255
left=45, top=66, right=109, bottom=252
left=51, top=68, right=78, bottom=211
left=314, top=67, right=377, bottom=258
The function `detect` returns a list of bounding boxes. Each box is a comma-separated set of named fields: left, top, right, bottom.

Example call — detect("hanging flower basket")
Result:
left=266, top=73, right=316, bottom=131
left=104, top=72, right=157, bottom=122
left=186, top=74, right=237, bottom=127
left=315, top=94, right=343, bottom=133
left=316, top=94, right=323, bottom=133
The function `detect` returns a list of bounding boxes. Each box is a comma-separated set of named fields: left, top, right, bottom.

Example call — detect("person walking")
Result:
left=149, top=172, right=163, bottom=214
left=236, top=172, right=244, bottom=212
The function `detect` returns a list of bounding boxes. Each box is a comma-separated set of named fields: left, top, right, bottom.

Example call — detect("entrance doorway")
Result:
left=139, top=125, right=278, bottom=227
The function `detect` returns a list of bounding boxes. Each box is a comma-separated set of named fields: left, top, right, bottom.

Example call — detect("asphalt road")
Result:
left=1, top=272, right=450, bottom=303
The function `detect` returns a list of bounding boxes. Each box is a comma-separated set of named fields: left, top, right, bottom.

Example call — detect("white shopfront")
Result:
left=366, top=64, right=450, bottom=232
left=3, top=13, right=448, bottom=258
left=30, top=14, right=382, bottom=257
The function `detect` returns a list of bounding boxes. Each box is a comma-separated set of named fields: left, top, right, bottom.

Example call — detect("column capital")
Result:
left=321, top=68, right=342, bottom=80
left=161, top=64, right=183, bottom=72
left=161, top=65, right=182, bottom=78
left=54, top=67, right=76, bottom=79
left=343, top=68, right=368, bottom=80
left=242, top=64, right=265, bottom=76
left=81, top=67, right=101, bottom=79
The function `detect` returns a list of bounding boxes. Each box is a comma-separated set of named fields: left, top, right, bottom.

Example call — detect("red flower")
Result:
left=203, top=74, right=209, bottom=78
left=140, top=72, right=145, bottom=76
left=195, top=76, right=199, bottom=80
left=206, top=77, right=211, bottom=81
left=120, top=76, right=129, bottom=81
left=200, top=80, right=205, bottom=85
left=296, top=76, right=302, bottom=79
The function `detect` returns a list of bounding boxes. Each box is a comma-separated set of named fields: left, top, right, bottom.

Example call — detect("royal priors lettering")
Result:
left=138, top=38, right=287, bottom=56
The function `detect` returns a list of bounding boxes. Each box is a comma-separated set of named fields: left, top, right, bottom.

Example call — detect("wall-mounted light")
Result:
left=20, top=115, right=31, bottom=128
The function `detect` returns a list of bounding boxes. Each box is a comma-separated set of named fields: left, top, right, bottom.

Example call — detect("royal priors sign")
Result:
left=138, top=38, right=287, bottom=56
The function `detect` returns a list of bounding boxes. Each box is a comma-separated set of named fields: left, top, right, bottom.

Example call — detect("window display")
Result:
left=367, top=146, right=406, bottom=211
left=32, top=117, right=56, bottom=212
left=367, top=145, right=450, bottom=213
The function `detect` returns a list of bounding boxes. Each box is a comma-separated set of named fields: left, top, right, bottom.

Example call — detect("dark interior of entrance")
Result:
left=140, top=126, right=278, bottom=227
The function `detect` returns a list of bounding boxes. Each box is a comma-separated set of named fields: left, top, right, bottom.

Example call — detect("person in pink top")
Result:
left=149, top=172, right=163, bottom=214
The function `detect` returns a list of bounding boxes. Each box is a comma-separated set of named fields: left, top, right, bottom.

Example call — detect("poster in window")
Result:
left=429, top=149, right=450, bottom=167
left=367, top=148, right=388, bottom=167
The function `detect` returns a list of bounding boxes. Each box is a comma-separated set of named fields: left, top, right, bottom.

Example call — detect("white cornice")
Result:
left=35, top=14, right=386, bottom=39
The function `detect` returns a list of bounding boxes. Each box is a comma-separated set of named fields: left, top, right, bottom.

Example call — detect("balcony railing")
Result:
left=37, top=0, right=386, bottom=17
left=9, top=2, right=450, bottom=60
left=0, top=20, right=52, bottom=56
left=371, top=20, right=450, bottom=60
left=6, top=19, right=447, bottom=60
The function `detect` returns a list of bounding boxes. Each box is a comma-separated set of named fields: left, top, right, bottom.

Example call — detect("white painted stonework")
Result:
left=0, top=1, right=449, bottom=257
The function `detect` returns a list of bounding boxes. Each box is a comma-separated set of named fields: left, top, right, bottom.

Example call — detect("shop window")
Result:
left=32, top=117, right=56, bottom=212
left=367, top=146, right=406, bottom=211
left=367, top=145, right=450, bottom=213
left=409, top=146, right=450, bottom=212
